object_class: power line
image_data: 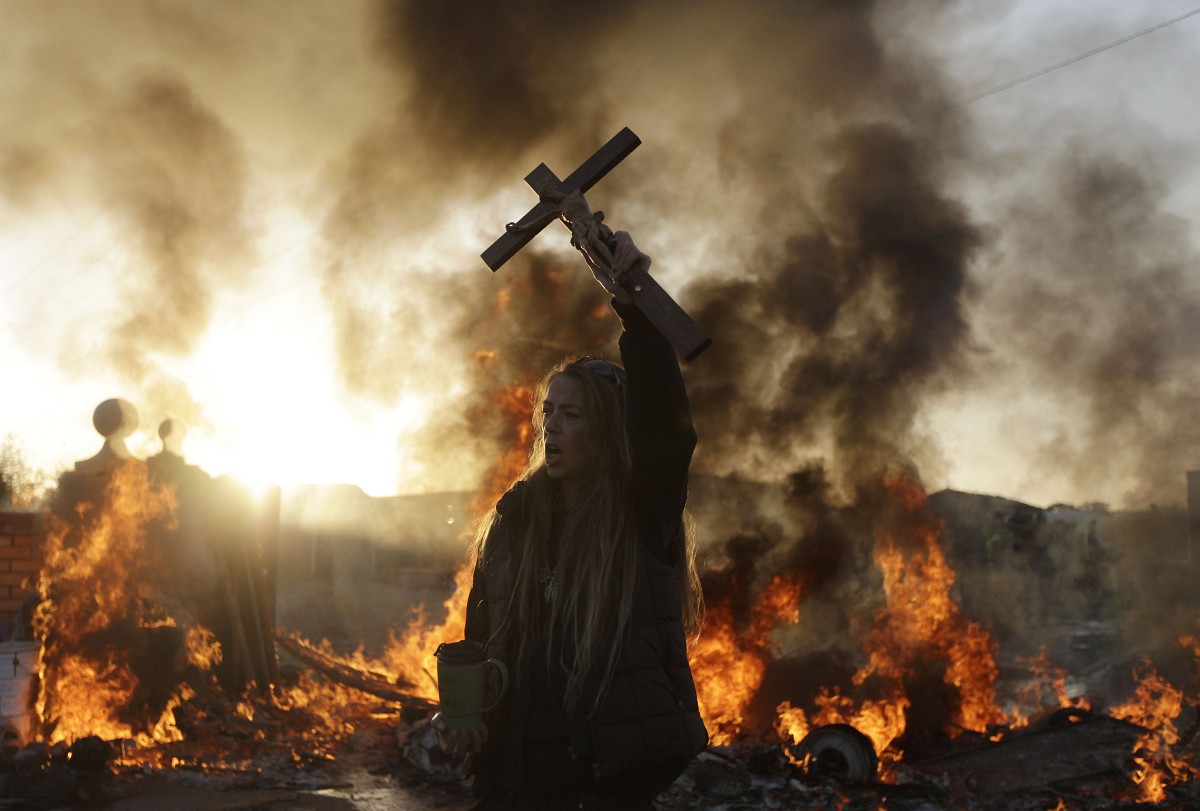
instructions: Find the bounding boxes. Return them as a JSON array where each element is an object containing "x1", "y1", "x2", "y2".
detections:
[
  {"x1": 956, "y1": 6, "x2": 1200, "y2": 108},
  {"x1": 0, "y1": 215, "x2": 109, "y2": 300},
  {"x1": 1, "y1": 177, "x2": 331, "y2": 316}
]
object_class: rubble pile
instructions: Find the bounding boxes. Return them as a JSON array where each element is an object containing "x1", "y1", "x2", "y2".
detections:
[{"x1": 649, "y1": 706, "x2": 1200, "y2": 810}]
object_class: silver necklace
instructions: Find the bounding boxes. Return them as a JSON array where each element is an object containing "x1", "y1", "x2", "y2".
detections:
[{"x1": 539, "y1": 563, "x2": 557, "y2": 603}]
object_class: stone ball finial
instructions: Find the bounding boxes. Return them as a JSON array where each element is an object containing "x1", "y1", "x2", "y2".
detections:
[
  {"x1": 158, "y1": 418, "x2": 187, "y2": 456},
  {"x1": 74, "y1": 398, "x2": 139, "y2": 474},
  {"x1": 93, "y1": 398, "x2": 138, "y2": 440}
]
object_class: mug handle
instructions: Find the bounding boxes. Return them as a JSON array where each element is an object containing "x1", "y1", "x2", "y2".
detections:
[{"x1": 480, "y1": 658, "x2": 509, "y2": 713}]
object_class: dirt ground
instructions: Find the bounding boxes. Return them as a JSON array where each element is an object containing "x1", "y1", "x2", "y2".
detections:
[
  {"x1": 107, "y1": 772, "x2": 473, "y2": 811},
  {"x1": 100, "y1": 722, "x2": 475, "y2": 811}
]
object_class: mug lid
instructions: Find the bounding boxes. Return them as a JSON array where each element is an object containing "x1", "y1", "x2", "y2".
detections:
[{"x1": 435, "y1": 638, "x2": 485, "y2": 664}]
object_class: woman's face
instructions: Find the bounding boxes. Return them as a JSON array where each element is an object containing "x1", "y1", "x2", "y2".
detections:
[{"x1": 542, "y1": 374, "x2": 591, "y2": 485}]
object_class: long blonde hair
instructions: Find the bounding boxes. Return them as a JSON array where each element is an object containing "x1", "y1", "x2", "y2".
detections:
[{"x1": 471, "y1": 357, "x2": 702, "y2": 716}]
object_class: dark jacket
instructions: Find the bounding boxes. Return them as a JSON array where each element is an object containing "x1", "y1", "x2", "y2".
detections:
[{"x1": 464, "y1": 300, "x2": 708, "y2": 794}]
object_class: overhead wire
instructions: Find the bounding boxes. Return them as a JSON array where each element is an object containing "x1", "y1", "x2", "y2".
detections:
[
  {"x1": 954, "y1": 5, "x2": 1200, "y2": 108},
  {"x1": 0, "y1": 175, "x2": 331, "y2": 318},
  {"x1": 0, "y1": 214, "x2": 110, "y2": 301}
]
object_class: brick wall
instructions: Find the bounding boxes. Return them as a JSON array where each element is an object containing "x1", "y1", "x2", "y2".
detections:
[{"x1": 0, "y1": 512, "x2": 42, "y2": 620}]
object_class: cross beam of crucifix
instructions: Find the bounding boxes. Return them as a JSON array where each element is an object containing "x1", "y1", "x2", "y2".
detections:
[{"x1": 481, "y1": 128, "x2": 711, "y2": 362}]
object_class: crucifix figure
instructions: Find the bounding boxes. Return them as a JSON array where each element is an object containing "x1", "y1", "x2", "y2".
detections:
[{"x1": 481, "y1": 128, "x2": 711, "y2": 361}]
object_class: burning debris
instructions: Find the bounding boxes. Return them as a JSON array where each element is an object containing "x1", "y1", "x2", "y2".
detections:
[
  {"x1": 0, "y1": 403, "x2": 442, "y2": 807},
  {"x1": 319, "y1": 468, "x2": 1200, "y2": 810},
  {"x1": 3, "y1": 396, "x2": 1200, "y2": 810}
]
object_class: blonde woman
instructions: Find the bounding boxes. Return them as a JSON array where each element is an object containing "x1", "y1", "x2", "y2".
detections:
[{"x1": 439, "y1": 231, "x2": 707, "y2": 810}]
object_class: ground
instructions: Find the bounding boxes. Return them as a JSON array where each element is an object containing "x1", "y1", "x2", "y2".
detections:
[{"x1": 102, "y1": 716, "x2": 475, "y2": 811}]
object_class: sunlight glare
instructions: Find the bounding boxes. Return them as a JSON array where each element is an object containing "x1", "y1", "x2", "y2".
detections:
[{"x1": 179, "y1": 306, "x2": 430, "y2": 497}]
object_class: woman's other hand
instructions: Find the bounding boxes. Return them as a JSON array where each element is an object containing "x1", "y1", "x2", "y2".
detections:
[{"x1": 431, "y1": 711, "x2": 488, "y2": 756}]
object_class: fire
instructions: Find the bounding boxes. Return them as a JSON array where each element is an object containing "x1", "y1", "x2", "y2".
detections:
[
  {"x1": 774, "y1": 474, "x2": 1007, "y2": 768},
  {"x1": 26, "y1": 455, "x2": 413, "y2": 774},
  {"x1": 1110, "y1": 656, "x2": 1196, "y2": 803},
  {"x1": 377, "y1": 372, "x2": 538, "y2": 705},
  {"x1": 277, "y1": 669, "x2": 373, "y2": 740},
  {"x1": 1010, "y1": 648, "x2": 1091, "y2": 728},
  {"x1": 690, "y1": 572, "x2": 805, "y2": 745},
  {"x1": 476, "y1": 383, "x2": 535, "y2": 508},
  {"x1": 34, "y1": 460, "x2": 219, "y2": 745},
  {"x1": 379, "y1": 561, "x2": 473, "y2": 702},
  {"x1": 24, "y1": 388, "x2": 1200, "y2": 808},
  {"x1": 689, "y1": 603, "x2": 765, "y2": 745},
  {"x1": 268, "y1": 538, "x2": 477, "y2": 715},
  {"x1": 775, "y1": 691, "x2": 909, "y2": 767},
  {"x1": 279, "y1": 551, "x2": 476, "y2": 710},
  {"x1": 857, "y1": 475, "x2": 1007, "y2": 737}
]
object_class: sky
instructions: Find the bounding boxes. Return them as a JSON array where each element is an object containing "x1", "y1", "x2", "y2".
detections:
[{"x1": 2, "y1": 0, "x2": 1199, "y2": 510}]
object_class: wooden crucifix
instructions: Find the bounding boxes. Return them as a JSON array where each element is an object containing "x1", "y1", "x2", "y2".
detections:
[{"x1": 481, "y1": 128, "x2": 712, "y2": 361}]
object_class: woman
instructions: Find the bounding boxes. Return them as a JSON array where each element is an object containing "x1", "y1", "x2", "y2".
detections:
[{"x1": 438, "y1": 232, "x2": 707, "y2": 810}]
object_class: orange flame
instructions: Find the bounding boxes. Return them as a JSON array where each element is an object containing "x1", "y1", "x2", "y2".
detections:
[
  {"x1": 775, "y1": 691, "x2": 909, "y2": 767},
  {"x1": 376, "y1": 374, "x2": 537, "y2": 705},
  {"x1": 858, "y1": 475, "x2": 1007, "y2": 737},
  {"x1": 1110, "y1": 656, "x2": 1196, "y2": 803},
  {"x1": 34, "y1": 460, "x2": 219, "y2": 745},
  {"x1": 777, "y1": 474, "x2": 1007, "y2": 768},
  {"x1": 1009, "y1": 648, "x2": 1090, "y2": 728},
  {"x1": 476, "y1": 383, "x2": 535, "y2": 510},
  {"x1": 690, "y1": 573, "x2": 805, "y2": 745},
  {"x1": 378, "y1": 561, "x2": 472, "y2": 702}
]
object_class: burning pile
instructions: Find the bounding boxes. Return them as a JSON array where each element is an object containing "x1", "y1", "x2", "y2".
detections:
[
  {"x1": 287, "y1": 466, "x2": 1200, "y2": 807},
  {"x1": 35, "y1": 460, "x2": 208, "y2": 746},
  {"x1": 13, "y1": 426, "x2": 1200, "y2": 809},
  {"x1": 674, "y1": 472, "x2": 1200, "y2": 807},
  {"x1": 686, "y1": 472, "x2": 1011, "y2": 766},
  {"x1": 7, "y1": 458, "x2": 417, "y2": 806},
  {"x1": 1110, "y1": 658, "x2": 1199, "y2": 803}
]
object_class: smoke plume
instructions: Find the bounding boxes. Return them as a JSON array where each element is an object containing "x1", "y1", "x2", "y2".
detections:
[
  {"x1": 985, "y1": 147, "x2": 1200, "y2": 507},
  {"x1": 84, "y1": 74, "x2": 256, "y2": 379},
  {"x1": 5, "y1": 0, "x2": 1200, "y2": 744}
]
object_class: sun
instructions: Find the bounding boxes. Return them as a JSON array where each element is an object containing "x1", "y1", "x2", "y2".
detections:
[{"x1": 168, "y1": 298, "x2": 431, "y2": 497}]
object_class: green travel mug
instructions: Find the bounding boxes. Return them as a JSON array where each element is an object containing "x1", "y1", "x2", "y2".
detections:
[{"x1": 435, "y1": 639, "x2": 509, "y2": 731}]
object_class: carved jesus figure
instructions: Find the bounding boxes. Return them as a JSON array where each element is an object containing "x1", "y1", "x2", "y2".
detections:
[{"x1": 506, "y1": 184, "x2": 629, "y2": 288}]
